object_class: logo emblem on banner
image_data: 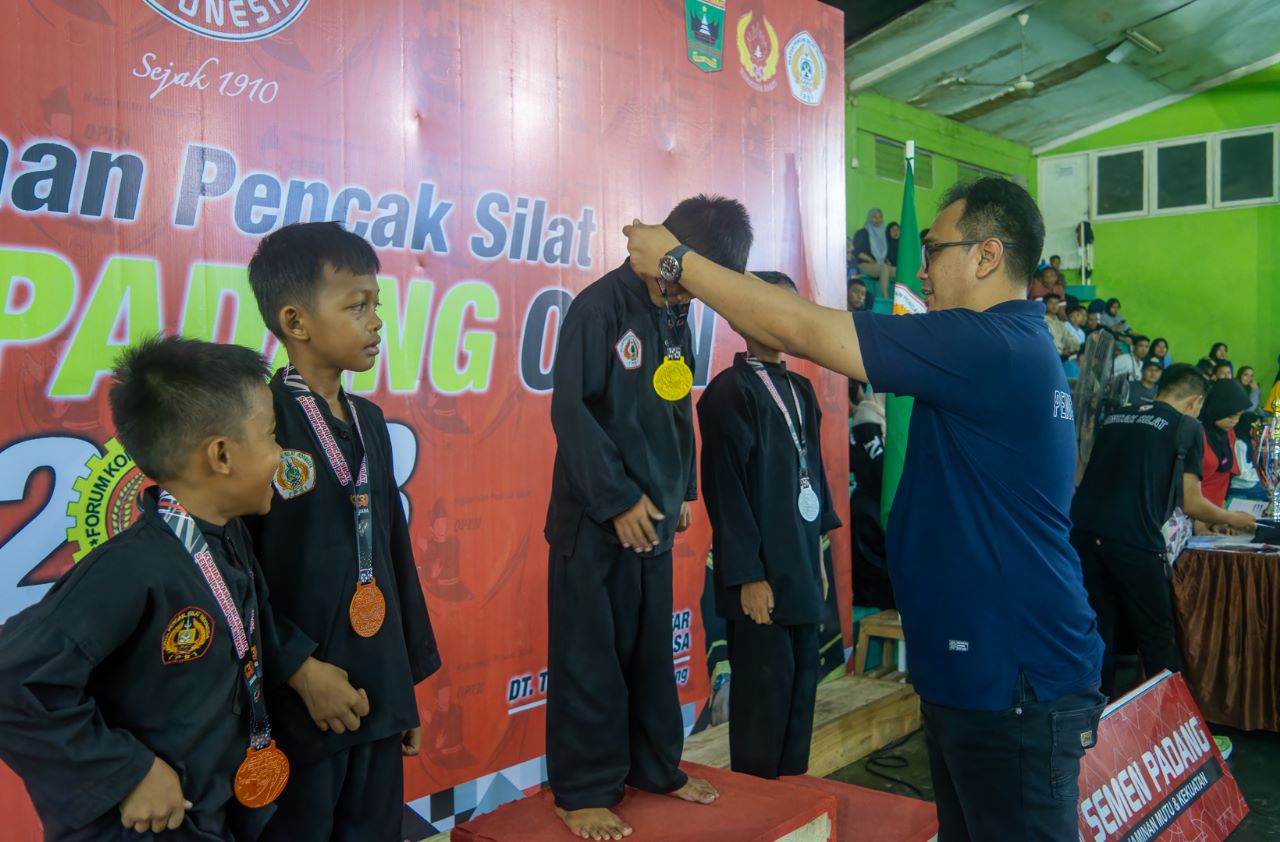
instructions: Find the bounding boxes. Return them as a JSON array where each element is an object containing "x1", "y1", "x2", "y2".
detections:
[
  {"x1": 615, "y1": 330, "x2": 643, "y2": 370},
  {"x1": 274, "y1": 450, "x2": 317, "y2": 499},
  {"x1": 161, "y1": 606, "x2": 215, "y2": 664},
  {"x1": 785, "y1": 31, "x2": 826, "y2": 105},
  {"x1": 142, "y1": 0, "x2": 311, "y2": 42},
  {"x1": 737, "y1": 11, "x2": 779, "y2": 91},
  {"x1": 684, "y1": 0, "x2": 726, "y2": 72},
  {"x1": 67, "y1": 439, "x2": 146, "y2": 562}
]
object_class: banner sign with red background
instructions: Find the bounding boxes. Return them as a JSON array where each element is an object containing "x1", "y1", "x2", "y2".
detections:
[
  {"x1": 0, "y1": 1, "x2": 847, "y2": 836},
  {"x1": 1078, "y1": 672, "x2": 1248, "y2": 842}
]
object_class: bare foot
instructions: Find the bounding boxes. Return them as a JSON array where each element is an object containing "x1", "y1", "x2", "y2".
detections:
[
  {"x1": 555, "y1": 806, "x2": 634, "y2": 840},
  {"x1": 669, "y1": 776, "x2": 719, "y2": 804}
]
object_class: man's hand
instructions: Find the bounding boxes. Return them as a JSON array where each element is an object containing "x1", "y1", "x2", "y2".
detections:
[
  {"x1": 622, "y1": 221, "x2": 680, "y2": 281},
  {"x1": 741, "y1": 581, "x2": 774, "y2": 625},
  {"x1": 612, "y1": 495, "x2": 665, "y2": 551},
  {"x1": 119, "y1": 756, "x2": 191, "y2": 834},
  {"x1": 288, "y1": 657, "x2": 371, "y2": 734},
  {"x1": 401, "y1": 726, "x2": 422, "y2": 756},
  {"x1": 677, "y1": 501, "x2": 693, "y2": 532}
]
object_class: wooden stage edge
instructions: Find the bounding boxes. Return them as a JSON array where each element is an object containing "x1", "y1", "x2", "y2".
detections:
[{"x1": 425, "y1": 675, "x2": 921, "y2": 841}]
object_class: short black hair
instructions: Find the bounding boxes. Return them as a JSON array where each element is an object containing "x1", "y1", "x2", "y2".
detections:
[
  {"x1": 1214, "y1": 360, "x2": 1233, "y2": 373},
  {"x1": 938, "y1": 177, "x2": 1044, "y2": 285},
  {"x1": 1143, "y1": 358, "x2": 1163, "y2": 370},
  {"x1": 109, "y1": 335, "x2": 269, "y2": 481},
  {"x1": 664, "y1": 194, "x2": 753, "y2": 274},
  {"x1": 1066, "y1": 304, "x2": 1084, "y2": 316},
  {"x1": 248, "y1": 222, "x2": 381, "y2": 340},
  {"x1": 1130, "y1": 334, "x2": 1149, "y2": 345},
  {"x1": 1156, "y1": 363, "x2": 1209, "y2": 401},
  {"x1": 848, "y1": 276, "x2": 867, "y2": 289},
  {"x1": 751, "y1": 270, "x2": 798, "y2": 293},
  {"x1": 1050, "y1": 254, "x2": 1060, "y2": 261},
  {"x1": 1043, "y1": 292, "x2": 1061, "y2": 303}
]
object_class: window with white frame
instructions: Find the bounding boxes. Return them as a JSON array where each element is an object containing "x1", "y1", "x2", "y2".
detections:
[
  {"x1": 1095, "y1": 149, "x2": 1145, "y2": 217},
  {"x1": 1217, "y1": 130, "x2": 1277, "y2": 205},
  {"x1": 1155, "y1": 139, "x2": 1208, "y2": 210}
]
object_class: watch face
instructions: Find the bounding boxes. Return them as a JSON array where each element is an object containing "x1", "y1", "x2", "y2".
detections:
[{"x1": 659, "y1": 254, "x2": 680, "y2": 282}]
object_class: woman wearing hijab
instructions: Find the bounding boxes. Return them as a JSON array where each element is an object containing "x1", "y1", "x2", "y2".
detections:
[
  {"x1": 851, "y1": 208, "x2": 895, "y2": 300},
  {"x1": 885, "y1": 222, "x2": 901, "y2": 267},
  {"x1": 1098, "y1": 298, "x2": 1128, "y2": 333},
  {"x1": 1207, "y1": 343, "x2": 1232, "y2": 376},
  {"x1": 1198, "y1": 380, "x2": 1253, "y2": 509}
]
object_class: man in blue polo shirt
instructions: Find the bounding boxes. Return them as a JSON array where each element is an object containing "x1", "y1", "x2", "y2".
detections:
[{"x1": 624, "y1": 177, "x2": 1105, "y2": 840}]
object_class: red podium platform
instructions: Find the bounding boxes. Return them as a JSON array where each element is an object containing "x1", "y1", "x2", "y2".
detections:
[
  {"x1": 450, "y1": 762, "x2": 940, "y2": 842},
  {"x1": 451, "y1": 762, "x2": 834, "y2": 842},
  {"x1": 781, "y1": 776, "x2": 938, "y2": 842}
]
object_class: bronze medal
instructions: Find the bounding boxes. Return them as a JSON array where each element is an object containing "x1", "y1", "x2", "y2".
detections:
[
  {"x1": 349, "y1": 579, "x2": 386, "y2": 637},
  {"x1": 234, "y1": 741, "x2": 290, "y2": 808}
]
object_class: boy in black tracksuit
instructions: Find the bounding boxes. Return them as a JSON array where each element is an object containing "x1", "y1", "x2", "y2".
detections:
[
  {"x1": 245, "y1": 223, "x2": 441, "y2": 841},
  {"x1": 0, "y1": 337, "x2": 309, "y2": 840},
  {"x1": 545, "y1": 196, "x2": 753, "y2": 841},
  {"x1": 697, "y1": 271, "x2": 841, "y2": 779}
]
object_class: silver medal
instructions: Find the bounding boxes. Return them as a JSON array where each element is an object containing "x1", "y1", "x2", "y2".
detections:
[{"x1": 797, "y1": 477, "x2": 820, "y2": 522}]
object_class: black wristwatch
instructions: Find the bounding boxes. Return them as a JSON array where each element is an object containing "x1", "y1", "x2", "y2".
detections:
[{"x1": 659, "y1": 244, "x2": 691, "y2": 284}]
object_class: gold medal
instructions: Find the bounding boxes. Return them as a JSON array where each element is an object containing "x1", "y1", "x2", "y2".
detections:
[
  {"x1": 234, "y1": 741, "x2": 290, "y2": 808},
  {"x1": 349, "y1": 579, "x2": 386, "y2": 637},
  {"x1": 653, "y1": 356, "x2": 693, "y2": 401}
]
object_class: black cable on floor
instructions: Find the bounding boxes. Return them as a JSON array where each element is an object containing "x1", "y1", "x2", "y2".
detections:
[{"x1": 863, "y1": 733, "x2": 926, "y2": 799}]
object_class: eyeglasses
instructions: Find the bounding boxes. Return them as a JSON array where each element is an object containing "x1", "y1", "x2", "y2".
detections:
[{"x1": 921, "y1": 239, "x2": 1015, "y2": 271}]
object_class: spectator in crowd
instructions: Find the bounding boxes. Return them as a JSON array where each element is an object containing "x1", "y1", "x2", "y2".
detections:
[
  {"x1": 852, "y1": 208, "x2": 895, "y2": 300},
  {"x1": 1047, "y1": 268, "x2": 1066, "y2": 299},
  {"x1": 1084, "y1": 310, "x2": 1102, "y2": 334},
  {"x1": 1237, "y1": 366, "x2": 1259, "y2": 410},
  {"x1": 1231, "y1": 412, "x2": 1266, "y2": 501},
  {"x1": 1028, "y1": 270, "x2": 1050, "y2": 300},
  {"x1": 1042, "y1": 294, "x2": 1080, "y2": 366},
  {"x1": 847, "y1": 277, "x2": 869, "y2": 312},
  {"x1": 1209, "y1": 343, "x2": 1230, "y2": 366},
  {"x1": 1212, "y1": 361, "x2": 1234, "y2": 381},
  {"x1": 1150, "y1": 338, "x2": 1171, "y2": 369},
  {"x1": 1196, "y1": 359, "x2": 1216, "y2": 378},
  {"x1": 1071, "y1": 365, "x2": 1255, "y2": 697},
  {"x1": 1199, "y1": 380, "x2": 1252, "y2": 511},
  {"x1": 1112, "y1": 335, "x2": 1149, "y2": 381},
  {"x1": 1099, "y1": 298, "x2": 1128, "y2": 333},
  {"x1": 1049, "y1": 255, "x2": 1061, "y2": 271},
  {"x1": 1133, "y1": 359, "x2": 1163, "y2": 404},
  {"x1": 886, "y1": 222, "x2": 901, "y2": 267},
  {"x1": 846, "y1": 237, "x2": 857, "y2": 282},
  {"x1": 1062, "y1": 306, "x2": 1087, "y2": 378}
]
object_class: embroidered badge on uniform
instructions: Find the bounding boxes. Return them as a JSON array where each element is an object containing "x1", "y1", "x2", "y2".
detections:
[
  {"x1": 273, "y1": 449, "x2": 316, "y2": 499},
  {"x1": 1080, "y1": 729, "x2": 1095, "y2": 748},
  {"x1": 615, "y1": 329, "x2": 643, "y2": 370},
  {"x1": 161, "y1": 606, "x2": 215, "y2": 665}
]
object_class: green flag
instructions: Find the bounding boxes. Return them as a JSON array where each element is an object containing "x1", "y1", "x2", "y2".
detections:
[{"x1": 880, "y1": 145, "x2": 925, "y2": 528}]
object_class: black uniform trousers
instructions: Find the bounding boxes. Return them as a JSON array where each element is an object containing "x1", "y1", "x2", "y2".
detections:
[
  {"x1": 1072, "y1": 531, "x2": 1182, "y2": 698},
  {"x1": 726, "y1": 620, "x2": 819, "y2": 779},
  {"x1": 260, "y1": 733, "x2": 403, "y2": 842},
  {"x1": 922, "y1": 673, "x2": 1106, "y2": 842},
  {"x1": 546, "y1": 523, "x2": 687, "y2": 810}
]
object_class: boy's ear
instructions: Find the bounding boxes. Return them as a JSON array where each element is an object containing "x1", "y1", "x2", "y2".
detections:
[
  {"x1": 280, "y1": 304, "x2": 309, "y2": 342},
  {"x1": 202, "y1": 436, "x2": 233, "y2": 477}
]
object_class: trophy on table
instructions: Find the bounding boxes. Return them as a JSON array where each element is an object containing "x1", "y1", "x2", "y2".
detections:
[{"x1": 1254, "y1": 398, "x2": 1280, "y2": 533}]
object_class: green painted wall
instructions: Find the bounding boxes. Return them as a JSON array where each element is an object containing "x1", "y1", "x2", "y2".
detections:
[
  {"x1": 846, "y1": 91, "x2": 1036, "y2": 236},
  {"x1": 1049, "y1": 65, "x2": 1280, "y2": 376}
]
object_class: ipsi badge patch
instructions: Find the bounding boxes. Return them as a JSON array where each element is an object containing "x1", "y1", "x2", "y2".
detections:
[
  {"x1": 273, "y1": 449, "x2": 316, "y2": 499},
  {"x1": 615, "y1": 330, "x2": 643, "y2": 370},
  {"x1": 162, "y1": 607, "x2": 214, "y2": 665}
]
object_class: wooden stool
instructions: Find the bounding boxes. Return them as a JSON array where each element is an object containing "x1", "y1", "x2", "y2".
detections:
[{"x1": 853, "y1": 610, "x2": 905, "y2": 677}]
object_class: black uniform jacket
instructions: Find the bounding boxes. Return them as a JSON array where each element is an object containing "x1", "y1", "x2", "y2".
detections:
[
  {"x1": 0, "y1": 488, "x2": 294, "y2": 835},
  {"x1": 244, "y1": 371, "x2": 440, "y2": 763},
  {"x1": 545, "y1": 262, "x2": 697, "y2": 557},
  {"x1": 698, "y1": 354, "x2": 841, "y2": 625}
]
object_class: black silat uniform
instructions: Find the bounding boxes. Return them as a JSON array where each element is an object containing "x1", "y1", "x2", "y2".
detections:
[
  {"x1": 0, "y1": 489, "x2": 299, "y2": 841},
  {"x1": 246, "y1": 371, "x2": 440, "y2": 841},
  {"x1": 544, "y1": 262, "x2": 697, "y2": 810},
  {"x1": 697, "y1": 354, "x2": 841, "y2": 779}
]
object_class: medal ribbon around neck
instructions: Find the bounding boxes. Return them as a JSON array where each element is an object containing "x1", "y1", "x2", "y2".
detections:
[
  {"x1": 281, "y1": 365, "x2": 385, "y2": 637},
  {"x1": 156, "y1": 490, "x2": 290, "y2": 807},
  {"x1": 745, "y1": 357, "x2": 821, "y2": 522},
  {"x1": 652, "y1": 276, "x2": 693, "y2": 401}
]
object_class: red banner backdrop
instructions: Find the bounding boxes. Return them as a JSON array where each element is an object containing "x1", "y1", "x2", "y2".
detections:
[
  {"x1": 0, "y1": 0, "x2": 847, "y2": 835},
  {"x1": 1077, "y1": 672, "x2": 1248, "y2": 842}
]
